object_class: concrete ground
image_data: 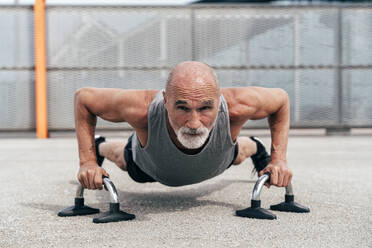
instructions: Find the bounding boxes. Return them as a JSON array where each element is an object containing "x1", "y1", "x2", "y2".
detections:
[{"x1": 0, "y1": 131, "x2": 371, "y2": 248}]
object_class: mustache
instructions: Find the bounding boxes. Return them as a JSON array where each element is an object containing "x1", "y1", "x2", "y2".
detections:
[{"x1": 182, "y1": 127, "x2": 205, "y2": 135}]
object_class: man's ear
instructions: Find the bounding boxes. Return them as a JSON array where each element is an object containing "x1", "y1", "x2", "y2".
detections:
[{"x1": 162, "y1": 90, "x2": 167, "y2": 104}]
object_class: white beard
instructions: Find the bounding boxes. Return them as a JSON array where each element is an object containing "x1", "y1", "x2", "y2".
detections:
[{"x1": 175, "y1": 125, "x2": 210, "y2": 149}]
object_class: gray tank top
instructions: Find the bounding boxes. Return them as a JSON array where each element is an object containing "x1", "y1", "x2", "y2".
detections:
[{"x1": 132, "y1": 91, "x2": 236, "y2": 187}]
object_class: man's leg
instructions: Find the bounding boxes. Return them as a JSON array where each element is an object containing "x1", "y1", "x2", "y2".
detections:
[
  {"x1": 97, "y1": 136, "x2": 156, "y2": 183},
  {"x1": 233, "y1": 136, "x2": 257, "y2": 165},
  {"x1": 233, "y1": 136, "x2": 271, "y2": 173},
  {"x1": 98, "y1": 141, "x2": 127, "y2": 171}
]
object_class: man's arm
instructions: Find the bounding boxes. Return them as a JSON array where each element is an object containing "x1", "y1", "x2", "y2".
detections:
[
  {"x1": 264, "y1": 89, "x2": 291, "y2": 187},
  {"x1": 222, "y1": 87, "x2": 292, "y2": 187},
  {"x1": 74, "y1": 87, "x2": 157, "y2": 190}
]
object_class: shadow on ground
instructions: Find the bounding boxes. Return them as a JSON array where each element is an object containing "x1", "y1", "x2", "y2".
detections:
[{"x1": 23, "y1": 178, "x2": 255, "y2": 221}]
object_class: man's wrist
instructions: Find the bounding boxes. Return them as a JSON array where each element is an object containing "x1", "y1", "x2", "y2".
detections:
[
  {"x1": 269, "y1": 158, "x2": 287, "y2": 166},
  {"x1": 79, "y1": 159, "x2": 98, "y2": 167}
]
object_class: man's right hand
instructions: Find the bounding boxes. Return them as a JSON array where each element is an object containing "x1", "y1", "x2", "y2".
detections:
[{"x1": 77, "y1": 161, "x2": 110, "y2": 190}]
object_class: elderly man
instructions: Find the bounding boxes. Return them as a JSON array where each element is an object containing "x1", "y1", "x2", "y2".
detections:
[{"x1": 75, "y1": 61, "x2": 292, "y2": 190}]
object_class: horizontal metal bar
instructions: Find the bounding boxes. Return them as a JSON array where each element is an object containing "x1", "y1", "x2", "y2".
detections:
[
  {"x1": 40, "y1": 65, "x2": 372, "y2": 71},
  {"x1": 1, "y1": 3, "x2": 372, "y2": 9},
  {"x1": 0, "y1": 5, "x2": 33, "y2": 8},
  {"x1": 2, "y1": 64, "x2": 372, "y2": 71},
  {"x1": 43, "y1": 4, "x2": 372, "y2": 9},
  {"x1": 3, "y1": 124, "x2": 372, "y2": 132},
  {"x1": 0, "y1": 67, "x2": 34, "y2": 71}
]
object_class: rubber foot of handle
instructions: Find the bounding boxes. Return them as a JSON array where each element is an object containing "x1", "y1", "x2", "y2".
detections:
[
  {"x1": 270, "y1": 195, "x2": 310, "y2": 213},
  {"x1": 236, "y1": 200, "x2": 277, "y2": 220},
  {"x1": 93, "y1": 203, "x2": 135, "y2": 223},
  {"x1": 58, "y1": 198, "x2": 100, "y2": 217},
  {"x1": 236, "y1": 207, "x2": 277, "y2": 220}
]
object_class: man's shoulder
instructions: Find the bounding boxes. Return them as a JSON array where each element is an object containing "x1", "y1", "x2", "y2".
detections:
[
  {"x1": 221, "y1": 87, "x2": 260, "y2": 121},
  {"x1": 142, "y1": 89, "x2": 161, "y2": 107},
  {"x1": 125, "y1": 89, "x2": 159, "y2": 129},
  {"x1": 221, "y1": 87, "x2": 260, "y2": 100}
]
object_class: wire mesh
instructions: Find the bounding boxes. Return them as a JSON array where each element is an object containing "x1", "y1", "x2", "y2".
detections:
[
  {"x1": 194, "y1": 8, "x2": 295, "y2": 67},
  {"x1": 46, "y1": 7, "x2": 192, "y2": 68},
  {"x1": 342, "y1": 8, "x2": 372, "y2": 66},
  {"x1": 1, "y1": 5, "x2": 372, "y2": 130},
  {"x1": 0, "y1": 7, "x2": 34, "y2": 130},
  {"x1": 44, "y1": 6, "x2": 372, "y2": 129},
  {"x1": 342, "y1": 69, "x2": 372, "y2": 126},
  {"x1": 0, "y1": 70, "x2": 35, "y2": 130}
]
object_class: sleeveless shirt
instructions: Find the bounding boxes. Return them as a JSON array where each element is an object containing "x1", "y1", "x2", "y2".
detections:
[{"x1": 132, "y1": 91, "x2": 236, "y2": 187}]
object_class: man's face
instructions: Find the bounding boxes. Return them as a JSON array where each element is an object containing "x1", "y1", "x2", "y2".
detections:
[{"x1": 163, "y1": 87, "x2": 219, "y2": 149}]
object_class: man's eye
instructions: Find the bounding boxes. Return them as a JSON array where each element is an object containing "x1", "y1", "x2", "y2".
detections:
[
  {"x1": 199, "y1": 106, "x2": 212, "y2": 111},
  {"x1": 177, "y1": 106, "x2": 189, "y2": 111}
]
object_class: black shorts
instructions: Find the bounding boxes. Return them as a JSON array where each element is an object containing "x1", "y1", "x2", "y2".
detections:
[{"x1": 124, "y1": 134, "x2": 239, "y2": 183}]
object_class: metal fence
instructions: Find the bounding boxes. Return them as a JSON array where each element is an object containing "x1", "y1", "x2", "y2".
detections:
[{"x1": 1, "y1": 4, "x2": 372, "y2": 130}]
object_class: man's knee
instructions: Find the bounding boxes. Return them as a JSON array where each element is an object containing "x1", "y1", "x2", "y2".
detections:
[
  {"x1": 232, "y1": 153, "x2": 245, "y2": 165},
  {"x1": 117, "y1": 162, "x2": 127, "y2": 171},
  {"x1": 114, "y1": 146, "x2": 127, "y2": 171}
]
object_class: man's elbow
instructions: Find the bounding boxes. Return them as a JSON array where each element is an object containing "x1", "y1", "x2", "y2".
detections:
[
  {"x1": 277, "y1": 88, "x2": 289, "y2": 107},
  {"x1": 74, "y1": 87, "x2": 93, "y2": 106},
  {"x1": 270, "y1": 88, "x2": 289, "y2": 117}
]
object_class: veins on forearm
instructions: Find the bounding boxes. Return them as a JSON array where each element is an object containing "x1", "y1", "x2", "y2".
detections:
[
  {"x1": 268, "y1": 110, "x2": 289, "y2": 163},
  {"x1": 270, "y1": 143, "x2": 287, "y2": 163}
]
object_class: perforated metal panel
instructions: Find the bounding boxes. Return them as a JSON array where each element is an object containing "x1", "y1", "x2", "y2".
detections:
[
  {"x1": 46, "y1": 7, "x2": 192, "y2": 68},
  {"x1": 299, "y1": 9, "x2": 338, "y2": 66},
  {"x1": 342, "y1": 9, "x2": 372, "y2": 65},
  {"x1": 342, "y1": 69, "x2": 372, "y2": 126},
  {"x1": 0, "y1": 71, "x2": 35, "y2": 130},
  {"x1": 341, "y1": 8, "x2": 372, "y2": 126},
  {"x1": 44, "y1": 5, "x2": 372, "y2": 130},
  {"x1": 2, "y1": 5, "x2": 372, "y2": 131},
  {"x1": 298, "y1": 69, "x2": 338, "y2": 125},
  {"x1": 0, "y1": 7, "x2": 34, "y2": 130},
  {"x1": 0, "y1": 7, "x2": 34, "y2": 68},
  {"x1": 194, "y1": 9, "x2": 294, "y2": 67}
]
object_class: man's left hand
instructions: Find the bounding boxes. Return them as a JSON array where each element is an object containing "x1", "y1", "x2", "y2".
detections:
[{"x1": 258, "y1": 161, "x2": 293, "y2": 188}]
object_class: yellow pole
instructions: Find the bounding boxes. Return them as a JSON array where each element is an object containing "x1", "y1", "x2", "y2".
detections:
[{"x1": 34, "y1": 0, "x2": 49, "y2": 138}]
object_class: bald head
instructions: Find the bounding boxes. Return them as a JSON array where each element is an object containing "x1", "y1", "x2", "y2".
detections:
[{"x1": 165, "y1": 61, "x2": 219, "y2": 97}]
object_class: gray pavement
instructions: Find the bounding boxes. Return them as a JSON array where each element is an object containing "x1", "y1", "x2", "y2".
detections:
[{"x1": 0, "y1": 133, "x2": 371, "y2": 248}]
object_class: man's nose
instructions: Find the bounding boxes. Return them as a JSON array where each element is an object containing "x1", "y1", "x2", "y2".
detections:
[{"x1": 186, "y1": 111, "x2": 201, "y2": 129}]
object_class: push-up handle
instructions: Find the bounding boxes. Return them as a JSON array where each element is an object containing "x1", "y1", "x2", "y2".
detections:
[
  {"x1": 102, "y1": 176, "x2": 118, "y2": 203},
  {"x1": 236, "y1": 172, "x2": 277, "y2": 220},
  {"x1": 270, "y1": 179, "x2": 310, "y2": 213},
  {"x1": 59, "y1": 176, "x2": 135, "y2": 223},
  {"x1": 92, "y1": 175, "x2": 135, "y2": 223},
  {"x1": 236, "y1": 172, "x2": 310, "y2": 220},
  {"x1": 58, "y1": 183, "x2": 99, "y2": 217},
  {"x1": 251, "y1": 172, "x2": 270, "y2": 201}
]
